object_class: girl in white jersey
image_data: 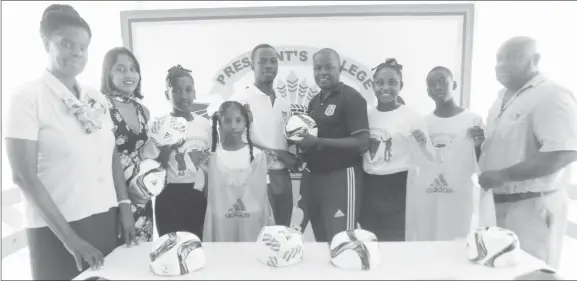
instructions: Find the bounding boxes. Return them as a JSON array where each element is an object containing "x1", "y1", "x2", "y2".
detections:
[
  {"x1": 422, "y1": 66, "x2": 486, "y2": 241},
  {"x1": 202, "y1": 101, "x2": 274, "y2": 242},
  {"x1": 141, "y1": 65, "x2": 212, "y2": 240},
  {"x1": 360, "y1": 58, "x2": 434, "y2": 241}
]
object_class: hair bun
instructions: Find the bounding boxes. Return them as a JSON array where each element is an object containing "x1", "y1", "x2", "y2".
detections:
[
  {"x1": 385, "y1": 58, "x2": 398, "y2": 66},
  {"x1": 167, "y1": 65, "x2": 192, "y2": 74},
  {"x1": 42, "y1": 4, "x2": 80, "y2": 19}
]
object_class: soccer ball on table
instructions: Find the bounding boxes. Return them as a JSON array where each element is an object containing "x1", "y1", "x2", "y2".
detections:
[
  {"x1": 256, "y1": 225, "x2": 304, "y2": 268},
  {"x1": 329, "y1": 229, "x2": 380, "y2": 271},
  {"x1": 150, "y1": 231, "x2": 206, "y2": 276},
  {"x1": 466, "y1": 226, "x2": 520, "y2": 268}
]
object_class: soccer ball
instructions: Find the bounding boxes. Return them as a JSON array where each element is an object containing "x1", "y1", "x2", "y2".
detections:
[
  {"x1": 466, "y1": 226, "x2": 520, "y2": 268},
  {"x1": 329, "y1": 229, "x2": 380, "y2": 271},
  {"x1": 256, "y1": 226, "x2": 304, "y2": 268},
  {"x1": 124, "y1": 159, "x2": 166, "y2": 204},
  {"x1": 150, "y1": 232, "x2": 206, "y2": 276},
  {"x1": 284, "y1": 114, "x2": 318, "y2": 141},
  {"x1": 148, "y1": 115, "x2": 188, "y2": 147}
]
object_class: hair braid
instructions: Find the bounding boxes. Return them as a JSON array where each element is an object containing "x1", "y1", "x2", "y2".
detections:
[
  {"x1": 211, "y1": 113, "x2": 219, "y2": 153},
  {"x1": 244, "y1": 110, "x2": 255, "y2": 163}
]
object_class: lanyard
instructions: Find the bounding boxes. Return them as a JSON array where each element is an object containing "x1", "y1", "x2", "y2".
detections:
[{"x1": 482, "y1": 84, "x2": 534, "y2": 169}]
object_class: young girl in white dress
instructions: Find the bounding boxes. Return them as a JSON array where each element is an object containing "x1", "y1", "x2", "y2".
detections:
[{"x1": 202, "y1": 101, "x2": 275, "y2": 242}]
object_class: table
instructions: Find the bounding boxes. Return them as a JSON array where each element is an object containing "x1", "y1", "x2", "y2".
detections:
[{"x1": 75, "y1": 241, "x2": 550, "y2": 280}]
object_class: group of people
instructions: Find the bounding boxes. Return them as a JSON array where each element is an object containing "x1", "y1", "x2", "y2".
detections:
[{"x1": 4, "y1": 3, "x2": 577, "y2": 281}]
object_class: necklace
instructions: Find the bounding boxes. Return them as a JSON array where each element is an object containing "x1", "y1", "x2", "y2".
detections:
[{"x1": 109, "y1": 92, "x2": 134, "y2": 104}]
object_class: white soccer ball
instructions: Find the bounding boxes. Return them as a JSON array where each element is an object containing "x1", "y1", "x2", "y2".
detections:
[
  {"x1": 124, "y1": 159, "x2": 166, "y2": 204},
  {"x1": 466, "y1": 226, "x2": 520, "y2": 268},
  {"x1": 256, "y1": 225, "x2": 304, "y2": 268},
  {"x1": 150, "y1": 232, "x2": 206, "y2": 276},
  {"x1": 329, "y1": 229, "x2": 380, "y2": 271},
  {"x1": 284, "y1": 114, "x2": 318, "y2": 141},
  {"x1": 148, "y1": 115, "x2": 188, "y2": 147}
]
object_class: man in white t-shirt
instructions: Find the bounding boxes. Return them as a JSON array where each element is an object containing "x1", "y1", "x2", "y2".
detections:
[
  {"x1": 229, "y1": 44, "x2": 296, "y2": 227},
  {"x1": 479, "y1": 36, "x2": 577, "y2": 269}
]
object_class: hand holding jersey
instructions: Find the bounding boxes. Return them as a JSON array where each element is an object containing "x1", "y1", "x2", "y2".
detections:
[
  {"x1": 467, "y1": 126, "x2": 486, "y2": 148},
  {"x1": 412, "y1": 66, "x2": 493, "y2": 241}
]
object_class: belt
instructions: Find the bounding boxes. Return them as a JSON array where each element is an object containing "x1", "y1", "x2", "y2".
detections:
[
  {"x1": 268, "y1": 168, "x2": 290, "y2": 174},
  {"x1": 493, "y1": 190, "x2": 557, "y2": 204}
]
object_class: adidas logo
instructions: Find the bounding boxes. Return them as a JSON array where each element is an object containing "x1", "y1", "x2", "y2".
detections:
[
  {"x1": 163, "y1": 132, "x2": 172, "y2": 140},
  {"x1": 225, "y1": 198, "x2": 250, "y2": 219},
  {"x1": 427, "y1": 174, "x2": 453, "y2": 193},
  {"x1": 150, "y1": 179, "x2": 158, "y2": 186},
  {"x1": 334, "y1": 210, "x2": 345, "y2": 218}
]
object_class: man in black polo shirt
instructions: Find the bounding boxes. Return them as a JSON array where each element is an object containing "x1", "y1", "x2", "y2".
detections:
[{"x1": 293, "y1": 48, "x2": 369, "y2": 242}]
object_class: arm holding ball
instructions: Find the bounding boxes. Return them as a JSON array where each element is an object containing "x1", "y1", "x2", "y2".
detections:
[{"x1": 293, "y1": 93, "x2": 370, "y2": 154}]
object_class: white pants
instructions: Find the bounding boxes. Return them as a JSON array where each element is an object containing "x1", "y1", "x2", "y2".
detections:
[{"x1": 495, "y1": 190, "x2": 568, "y2": 269}]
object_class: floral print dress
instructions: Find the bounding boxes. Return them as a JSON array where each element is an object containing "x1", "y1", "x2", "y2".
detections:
[{"x1": 107, "y1": 95, "x2": 153, "y2": 243}]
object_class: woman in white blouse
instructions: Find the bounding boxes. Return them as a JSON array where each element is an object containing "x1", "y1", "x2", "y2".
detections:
[{"x1": 5, "y1": 4, "x2": 136, "y2": 280}]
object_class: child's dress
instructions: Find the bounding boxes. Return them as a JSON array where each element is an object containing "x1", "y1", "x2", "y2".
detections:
[{"x1": 203, "y1": 146, "x2": 275, "y2": 242}]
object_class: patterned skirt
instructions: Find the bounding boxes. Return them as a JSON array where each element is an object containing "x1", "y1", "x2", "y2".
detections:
[{"x1": 117, "y1": 201, "x2": 154, "y2": 244}]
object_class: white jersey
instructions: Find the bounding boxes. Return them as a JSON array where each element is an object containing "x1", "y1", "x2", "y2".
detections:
[
  {"x1": 203, "y1": 146, "x2": 275, "y2": 242},
  {"x1": 420, "y1": 110, "x2": 485, "y2": 241},
  {"x1": 363, "y1": 105, "x2": 434, "y2": 176},
  {"x1": 425, "y1": 110, "x2": 484, "y2": 163}
]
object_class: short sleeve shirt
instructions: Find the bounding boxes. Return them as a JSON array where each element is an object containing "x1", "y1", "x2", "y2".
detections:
[
  {"x1": 4, "y1": 71, "x2": 119, "y2": 228},
  {"x1": 304, "y1": 82, "x2": 369, "y2": 173},
  {"x1": 480, "y1": 74, "x2": 577, "y2": 194},
  {"x1": 228, "y1": 84, "x2": 291, "y2": 169}
]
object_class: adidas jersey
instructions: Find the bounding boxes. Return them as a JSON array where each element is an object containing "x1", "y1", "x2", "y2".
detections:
[
  {"x1": 203, "y1": 146, "x2": 275, "y2": 242},
  {"x1": 141, "y1": 113, "x2": 212, "y2": 184},
  {"x1": 405, "y1": 136, "x2": 480, "y2": 241},
  {"x1": 425, "y1": 110, "x2": 484, "y2": 163}
]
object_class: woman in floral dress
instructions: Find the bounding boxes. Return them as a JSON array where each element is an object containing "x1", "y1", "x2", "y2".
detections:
[{"x1": 101, "y1": 47, "x2": 153, "y2": 243}]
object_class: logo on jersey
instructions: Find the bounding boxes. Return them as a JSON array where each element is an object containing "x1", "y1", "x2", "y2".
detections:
[
  {"x1": 430, "y1": 133, "x2": 456, "y2": 163},
  {"x1": 325, "y1": 104, "x2": 336, "y2": 116},
  {"x1": 427, "y1": 174, "x2": 453, "y2": 193},
  {"x1": 334, "y1": 210, "x2": 345, "y2": 218},
  {"x1": 225, "y1": 198, "x2": 250, "y2": 218},
  {"x1": 368, "y1": 129, "x2": 393, "y2": 162}
]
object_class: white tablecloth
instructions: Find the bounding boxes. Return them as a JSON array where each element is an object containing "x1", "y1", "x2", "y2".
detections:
[{"x1": 75, "y1": 241, "x2": 549, "y2": 280}]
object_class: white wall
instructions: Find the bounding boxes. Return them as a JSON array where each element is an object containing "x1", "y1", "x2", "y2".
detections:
[
  {"x1": 469, "y1": 1, "x2": 577, "y2": 120},
  {"x1": 130, "y1": 13, "x2": 467, "y2": 116},
  {"x1": 2, "y1": 1, "x2": 577, "y2": 189}
]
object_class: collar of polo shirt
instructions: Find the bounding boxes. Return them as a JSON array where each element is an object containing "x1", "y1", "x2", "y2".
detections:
[
  {"x1": 499, "y1": 73, "x2": 546, "y2": 98},
  {"x1": 319, "y1": 82, "x2": 345, "y2": 103}
]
